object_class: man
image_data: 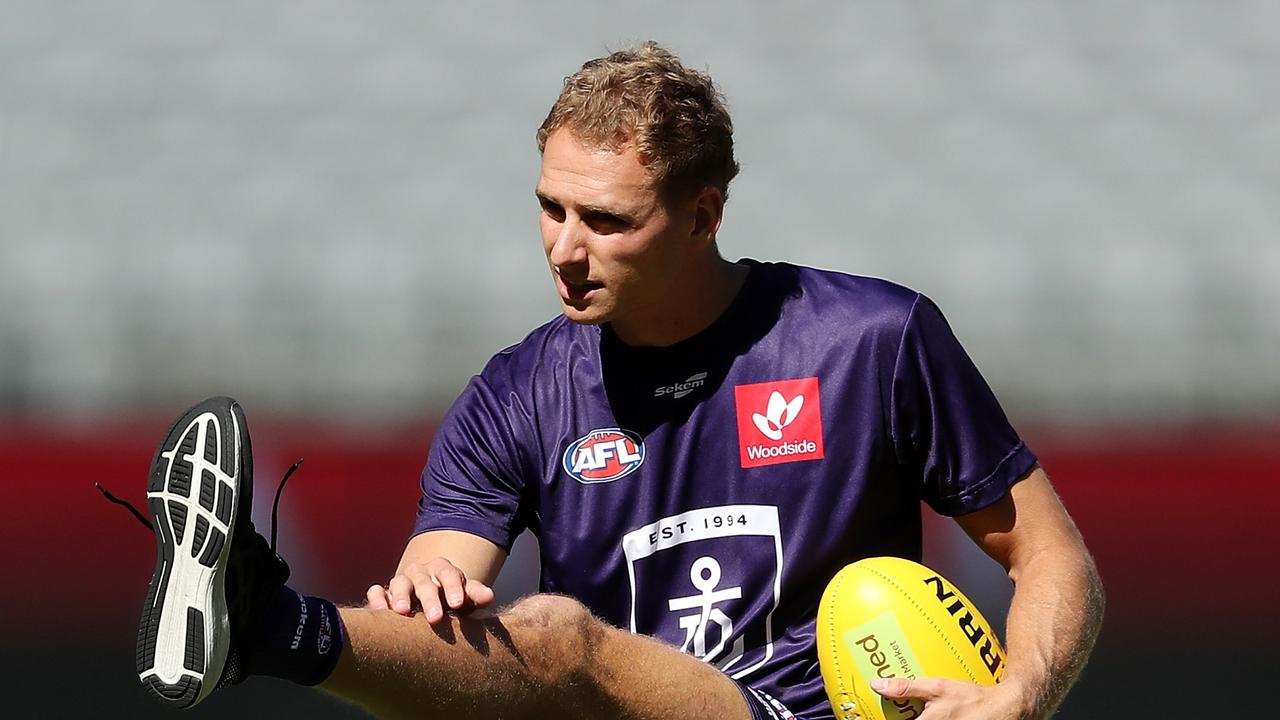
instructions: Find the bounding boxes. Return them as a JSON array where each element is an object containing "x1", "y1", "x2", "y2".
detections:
[{"x1": 131, "y1": 43, "x2": 1103, "y2": 719}]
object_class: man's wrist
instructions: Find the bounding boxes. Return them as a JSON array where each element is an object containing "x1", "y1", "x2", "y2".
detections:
[{"x1": 994, "y1": 676, "x2": 1045, "y2": 720}]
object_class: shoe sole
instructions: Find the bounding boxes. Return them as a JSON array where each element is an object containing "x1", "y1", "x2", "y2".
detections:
[{"x1": 136, "y1": 397, "x2": 251, "y2": 707}]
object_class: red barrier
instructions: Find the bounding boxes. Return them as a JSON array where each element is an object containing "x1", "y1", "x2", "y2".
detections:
[
  {"x1": 1, "y1": 417, "x2": 432, "y2": 634},
  {"x1": 3, "y1": 417, "x2": 1275, "y2": 644},
  {"x1": 1026, "y1": 425, "x2": 1280, "y2": 643}
]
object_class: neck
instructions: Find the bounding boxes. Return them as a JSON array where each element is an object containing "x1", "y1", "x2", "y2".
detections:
[{"x1": 609, "y1": 255, "x2": 750, "y2": 347}]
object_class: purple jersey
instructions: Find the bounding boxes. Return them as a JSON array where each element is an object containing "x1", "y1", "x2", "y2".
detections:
[{"x1": 414, "y1": 260, "x2": 1037, "y2": 719}]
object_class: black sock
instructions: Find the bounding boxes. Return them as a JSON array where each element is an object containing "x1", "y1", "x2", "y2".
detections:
[{"x1": 247, "y1": 586, "x2": 346, "y2": 686}]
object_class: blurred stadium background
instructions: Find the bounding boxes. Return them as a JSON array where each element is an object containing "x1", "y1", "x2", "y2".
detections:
[{"x1": 2, "y1": 1, "x2": 1275, "y2": 716}]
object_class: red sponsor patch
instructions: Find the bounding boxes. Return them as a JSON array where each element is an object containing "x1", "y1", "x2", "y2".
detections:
[{"x1": 734, "y1": 377, "x2": 825, "y2": 468}]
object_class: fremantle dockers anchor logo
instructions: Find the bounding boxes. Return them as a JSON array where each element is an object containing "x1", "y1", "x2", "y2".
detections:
[
  {"x1": 669, "y1": 556, "x2": 743, "y2": 662},
  {"x1": 622, "y1": 505, "x2": 783, "y2": 681}
]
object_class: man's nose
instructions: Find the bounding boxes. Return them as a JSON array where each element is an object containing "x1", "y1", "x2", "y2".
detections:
[{"x1": 548, "y1": 218, "x2": 588, "y2": 268}]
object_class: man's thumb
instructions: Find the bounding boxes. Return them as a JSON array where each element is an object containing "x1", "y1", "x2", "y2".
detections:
[{"x1": 870, "y1": 678, "x2": 923, "y2": 699}]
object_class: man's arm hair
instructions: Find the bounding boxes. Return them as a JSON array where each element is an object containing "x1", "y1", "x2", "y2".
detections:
[{"x1": 956, "y1": 467, "x2": 1106, "y2": 718}]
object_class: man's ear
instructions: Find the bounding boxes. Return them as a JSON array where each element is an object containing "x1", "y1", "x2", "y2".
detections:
[{"x1": 690, "y1": 186, "x2": 725, "y2": 247}]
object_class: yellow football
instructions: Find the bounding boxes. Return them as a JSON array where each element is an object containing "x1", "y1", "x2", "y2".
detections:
[{"x1": 816, "y1": 557, "x2": 1006, "y2": 720}]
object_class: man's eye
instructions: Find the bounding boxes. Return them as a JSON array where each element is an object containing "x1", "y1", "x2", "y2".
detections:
[
  {"x1": 540, "y1": 201, "x2": 565, "y2": 221},
  {"x1": 586, "y1": 214, "x2": 629, "y2": 233}
]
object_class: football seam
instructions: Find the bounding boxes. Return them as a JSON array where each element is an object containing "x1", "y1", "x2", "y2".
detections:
[
  {"x1": 859, "y1": 565, "x2": 980, "y2": 685},
  {"x1": 825, "y1": 572, "x2": 870, "y2": 718}
]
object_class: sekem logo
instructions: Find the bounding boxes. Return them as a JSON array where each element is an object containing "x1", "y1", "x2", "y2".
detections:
[
  {"x1": 654, "y1": 371, "x2": 709, "y2": 399},
  {"x1": 562, "y1": 428, "x2": 646, "y2": 484},
  {"x1": 734, "y1": 377, "x2": 824, "y2": 468}
]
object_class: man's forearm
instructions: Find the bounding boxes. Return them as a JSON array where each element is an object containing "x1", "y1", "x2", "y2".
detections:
[{"x1": 999, "y1": 545, "x2": 1105, "y2": 718}]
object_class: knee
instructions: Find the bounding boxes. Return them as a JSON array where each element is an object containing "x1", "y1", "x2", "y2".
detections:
[{"x1": 504, "y1": 594, "x2": 602, "y2": 692}]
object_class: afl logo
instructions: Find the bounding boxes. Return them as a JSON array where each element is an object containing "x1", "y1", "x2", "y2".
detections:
[{"x1": 563, "y1": 428, "x2": 646, "y2": 484}]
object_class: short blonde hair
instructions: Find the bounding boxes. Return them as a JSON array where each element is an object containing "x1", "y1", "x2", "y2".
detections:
[{"x1": 536, "y1": 42, "x2": 740, "y2": 202}]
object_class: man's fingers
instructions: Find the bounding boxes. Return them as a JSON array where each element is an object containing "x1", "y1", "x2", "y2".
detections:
[
  {"x1": 433, "y1": 563, "x2": 469, "y2": 610},
  {"x1": 366, "y1": 583, "x2": 391, "y2": 610},
  {"x1": 411, "y1": 578, "x2": 446, "y2": 623},
  {"x1": 870, "y1": 677, "x2": 944, "y2": 701},
  {"x1": 465, "y1": 578, "x2": 496, "y2": 608},
  {"x1": 385, "y1": 558, "x2": 489, "y2": 623},
  {"x1": 388, "y1": 574, "x2": 419, "y2": 615}
]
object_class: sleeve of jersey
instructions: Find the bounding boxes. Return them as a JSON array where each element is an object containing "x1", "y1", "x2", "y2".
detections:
[
  {"x1": 889, "y1": 294, "x2": 1039, "y2": 516},
  {"x1": 412, "y1": 375, "x2": 530, "y2": 552}
]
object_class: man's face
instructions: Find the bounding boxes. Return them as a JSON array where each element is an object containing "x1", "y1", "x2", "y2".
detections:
[{"x1": 536, "y1": 130, "x2": 692, "y2": 328}]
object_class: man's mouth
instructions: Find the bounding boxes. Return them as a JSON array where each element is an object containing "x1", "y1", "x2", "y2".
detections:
[{"x1": 558, "y1": 274, "x2": 604, "y2": 301}]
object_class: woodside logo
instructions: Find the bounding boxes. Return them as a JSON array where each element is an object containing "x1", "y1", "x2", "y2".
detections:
[{"x1": 733, "y1": 377, "x2": 824, "y2": 468}]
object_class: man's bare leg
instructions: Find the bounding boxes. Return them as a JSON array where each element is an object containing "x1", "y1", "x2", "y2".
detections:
[{"x1": 323, "y1": 594, "x2": 754, "y2": 720}]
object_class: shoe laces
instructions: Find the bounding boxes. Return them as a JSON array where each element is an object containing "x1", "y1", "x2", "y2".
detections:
[
  {"x1": 96, "y1": 483, "x2": 155, "y2": 532},
  {"x1": 97, "y1": 458, "x2": 306, "y2": 556}
]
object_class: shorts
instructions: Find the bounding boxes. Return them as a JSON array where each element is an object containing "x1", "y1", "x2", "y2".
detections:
[{"x1": 735, "y1": 682, "x2": 797, "y2": 720}]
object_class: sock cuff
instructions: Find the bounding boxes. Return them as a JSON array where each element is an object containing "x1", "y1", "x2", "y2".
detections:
[
  {"x1": 302, "y1": 596, "x2": 345, "y2": 686},
  {"x1": 249, "y1": 587, "x2": 346, "y2": 687}
]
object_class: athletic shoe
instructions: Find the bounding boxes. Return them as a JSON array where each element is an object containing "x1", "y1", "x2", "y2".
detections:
[{"x1": 127, "y1": 396, "x2": 293, "y2": 707}]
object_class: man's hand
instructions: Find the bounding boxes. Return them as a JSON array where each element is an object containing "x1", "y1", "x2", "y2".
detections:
[
  {"x1": 366, "y1": 556, "x2": 496, "y2": 623},
  {"x1": 870, "y1": 677, "x2": 1033, "y2": 720}
]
